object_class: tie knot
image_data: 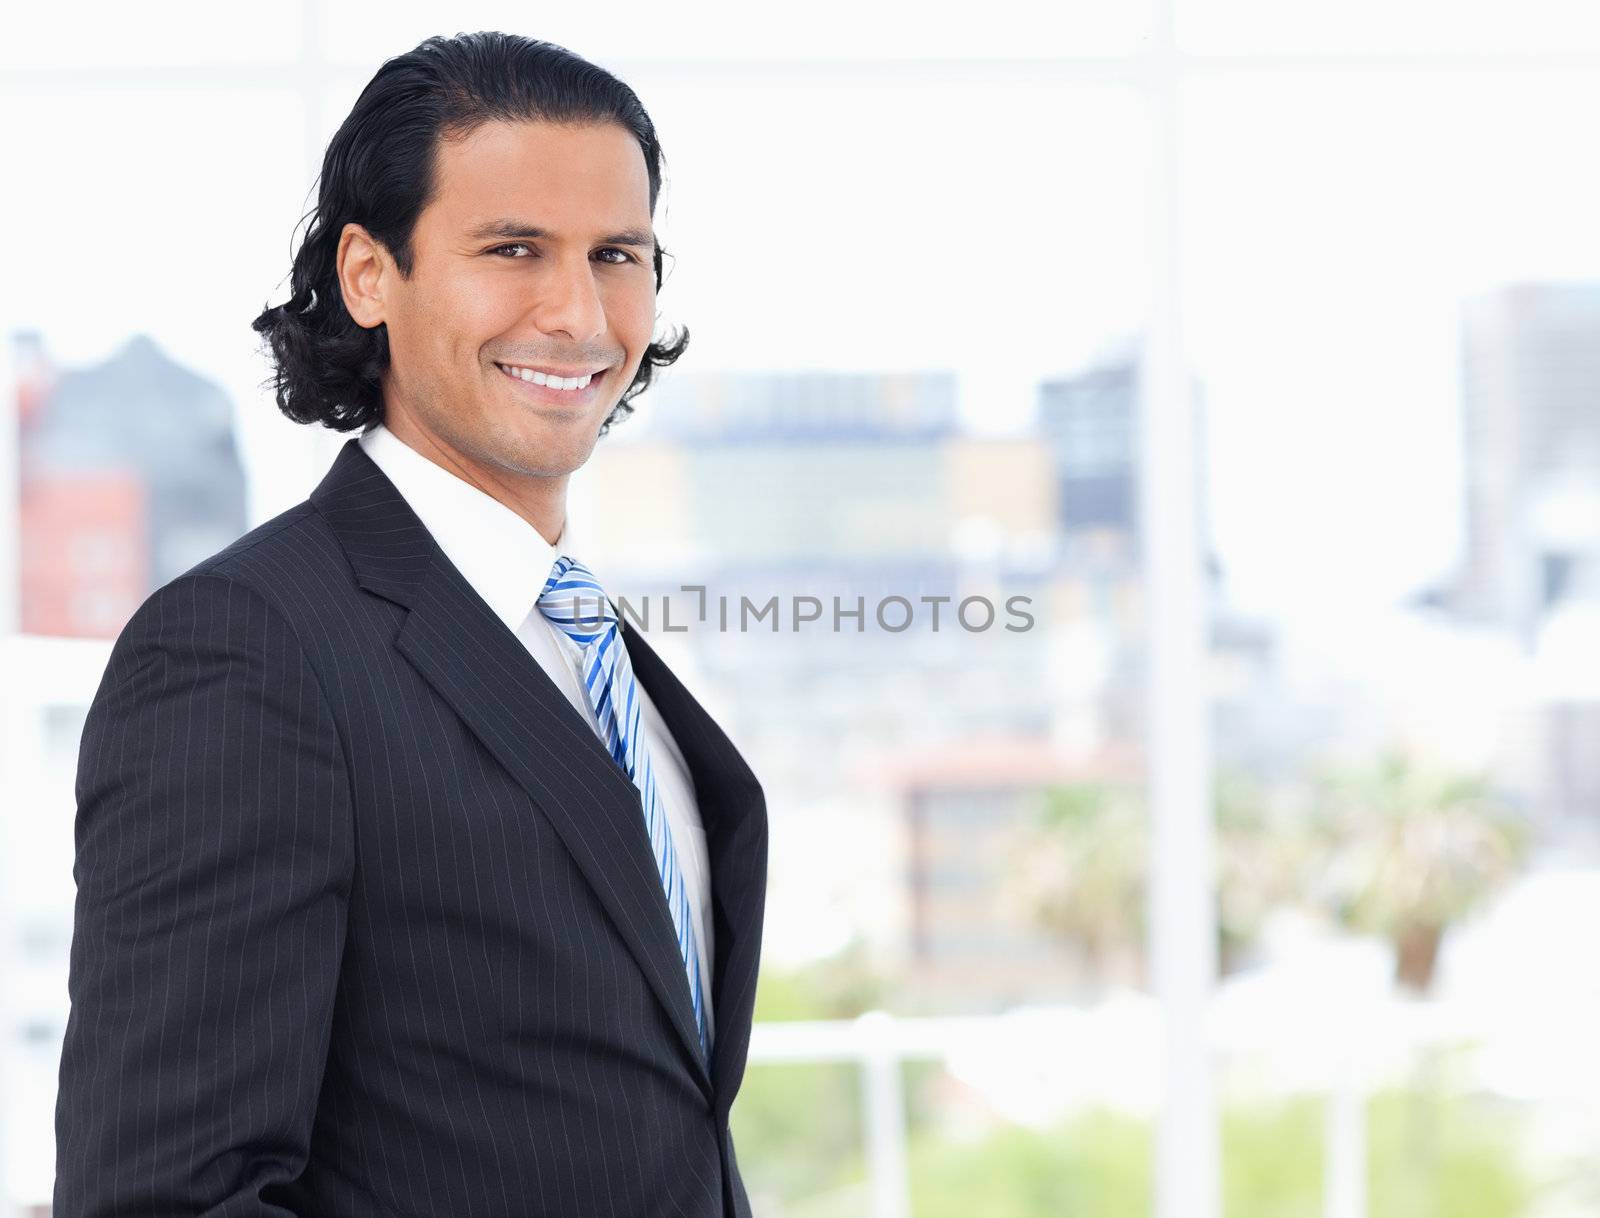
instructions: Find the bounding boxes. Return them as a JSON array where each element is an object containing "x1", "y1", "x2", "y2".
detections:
[{"x1": 537, "y1": 554, "x2": 619, "y2": 646}]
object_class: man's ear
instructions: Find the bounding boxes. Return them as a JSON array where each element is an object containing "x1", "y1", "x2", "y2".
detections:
[{"x1": 337, "y1": 222, "x2": 388, "y2": 329}]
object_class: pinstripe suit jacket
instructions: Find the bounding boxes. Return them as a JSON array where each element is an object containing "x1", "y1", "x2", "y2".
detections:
[{"x1": 54, "y1": 437, "x2": 768, "y2": 1217}]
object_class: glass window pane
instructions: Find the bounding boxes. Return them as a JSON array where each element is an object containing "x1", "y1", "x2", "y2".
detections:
[
  {"x1": 2, "y1": 88, "x2": 322, "y2": 638},
  {"x1": 323, "y1": 2, "x2": 1153, "y2": 65},
  {"x1": 1, "y1": 4, "x2": 303, "y2": 68},
  {"x1": 1188, "y1": 69, "x2": 1600, "y2": 1206},
  {"x1": 1178, "y1": 0, "x2": 1600, "y2": 54},
  {"x1": 1186, "y1": 71, "x2": 1600, "y2": 616}
]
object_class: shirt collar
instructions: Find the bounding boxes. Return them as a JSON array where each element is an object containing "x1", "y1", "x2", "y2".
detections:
[{"x1": 357, "y1": 420, "x2": 576, "y2": 635}]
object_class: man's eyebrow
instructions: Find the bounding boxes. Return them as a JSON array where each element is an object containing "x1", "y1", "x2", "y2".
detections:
[{"x1": 465, "y1": 218, "x2": 656, "y2": 248}]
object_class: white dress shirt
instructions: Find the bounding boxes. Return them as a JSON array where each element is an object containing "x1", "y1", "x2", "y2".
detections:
[{"x1": 358, "y1": 421, "x2": 715, "y2": 1040}]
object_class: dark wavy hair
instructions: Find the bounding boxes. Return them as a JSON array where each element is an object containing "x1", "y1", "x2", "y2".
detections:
[{"x1": 251, "y1": 31, "x2": 688, "y2": 436}]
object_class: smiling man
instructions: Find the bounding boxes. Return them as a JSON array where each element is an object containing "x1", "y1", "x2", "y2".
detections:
[
  {"x1": 54, "y1": 32, "x2": 768, "y2": 1218},
  {"x1": 345, "y1": 115, "x2": 660, "y2": 538}
]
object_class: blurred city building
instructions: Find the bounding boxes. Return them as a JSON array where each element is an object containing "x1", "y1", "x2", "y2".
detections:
[
  {"x1": 16, "y1": 331, "x2": 247, "y2": 638},
  {"x1": 587, "y1": 369, "x2": 1062, "y2": 980},
  {"x1": 1450, "y1": 282, "x2": 1600, "y2": 644},
  {"x1": 876, "y1": 737, "x2": 1141, "y2": 1010},
  {"x1": 585, "y1": 362, "x2": 1263, "y2": 1005},
  {"x1": 1429, "y1": 284, "x2": 1600, "y2": 825}
]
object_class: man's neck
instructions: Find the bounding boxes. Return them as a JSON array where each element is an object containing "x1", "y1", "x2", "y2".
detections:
[{"x1": 382, "y1": 411, "x2": 567, "y2": 546}]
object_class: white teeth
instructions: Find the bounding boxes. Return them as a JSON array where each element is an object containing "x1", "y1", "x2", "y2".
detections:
[{"x1": 498, "y1": 364, "x2": 594, "y2": 391}]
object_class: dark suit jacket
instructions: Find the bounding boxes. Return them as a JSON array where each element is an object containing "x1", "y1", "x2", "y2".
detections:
[{"x1": 54, "y1": 437, "x2": 769, "y2": 1217}]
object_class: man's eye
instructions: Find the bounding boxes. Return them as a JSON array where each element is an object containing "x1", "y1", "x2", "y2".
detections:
[{"x1": 489, "y1": 243, "x2": 635, "y2": 264}]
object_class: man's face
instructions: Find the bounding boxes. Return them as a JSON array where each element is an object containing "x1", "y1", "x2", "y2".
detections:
[{"x1": 359, "y1": 119, "x2": 657, "y2": 482}]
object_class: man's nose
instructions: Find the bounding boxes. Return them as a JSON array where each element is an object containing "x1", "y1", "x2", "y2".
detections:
[{"x1": 532, "y1": 255, "x2": 606, "y2": 343}]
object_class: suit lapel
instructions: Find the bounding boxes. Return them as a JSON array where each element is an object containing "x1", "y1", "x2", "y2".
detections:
[
  {"x1": 311, "y1": 438, "x2": 719, "y2": 1097},
  {"x1": 621, "y1": 625, "x2": 768, "y2": 1119}
]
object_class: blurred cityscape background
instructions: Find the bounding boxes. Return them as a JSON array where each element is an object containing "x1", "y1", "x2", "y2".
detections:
[{"x1": 3, "y1": 4, "x2": 1600, "y2": 1217}]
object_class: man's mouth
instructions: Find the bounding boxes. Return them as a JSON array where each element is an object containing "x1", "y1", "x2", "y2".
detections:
[{"x1": 493, "y1": 361, "x2": 605, "y2": 392}]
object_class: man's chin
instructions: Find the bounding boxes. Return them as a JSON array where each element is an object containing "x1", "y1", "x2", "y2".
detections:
[{"x1": 493, "y1": 421, "x2": 602, "y2": 478}]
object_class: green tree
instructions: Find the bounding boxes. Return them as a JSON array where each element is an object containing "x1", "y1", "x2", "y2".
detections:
[
  {"x1": 902, "y1": 1086, "x2": 1531, "y2": 1218},
  {"x1": 1008, "y1": 779, "x2": 1148, "y2": 988},
  {"x1": 1009, "y1": 770, "x2": 1312, "y2": 987},
  {"x1": 1308, "y1": 747, "x2": 1530, "y2": 993},
  {"x1": 730, "y1": 946, "x2": 895, "y2": 1212}
]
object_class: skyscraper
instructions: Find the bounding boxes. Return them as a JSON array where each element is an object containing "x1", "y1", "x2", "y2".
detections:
[{"x1": 1454, "y1": 282, "x2": 1600, "y2": 645}]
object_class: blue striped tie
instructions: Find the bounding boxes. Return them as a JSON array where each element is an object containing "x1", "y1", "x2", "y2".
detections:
[{"x1": 536, "y1": 554, "x2": 711, "y2": 1062}]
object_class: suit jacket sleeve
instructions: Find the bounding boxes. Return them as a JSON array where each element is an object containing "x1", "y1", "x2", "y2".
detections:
[{"x1": 54, "y1": 572, "x2": 355, "y2": 1217}]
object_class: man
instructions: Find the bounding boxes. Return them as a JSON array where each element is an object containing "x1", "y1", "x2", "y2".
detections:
[{"x1": 54, "y1": 32, "x2": 768, "y2": 1218}]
